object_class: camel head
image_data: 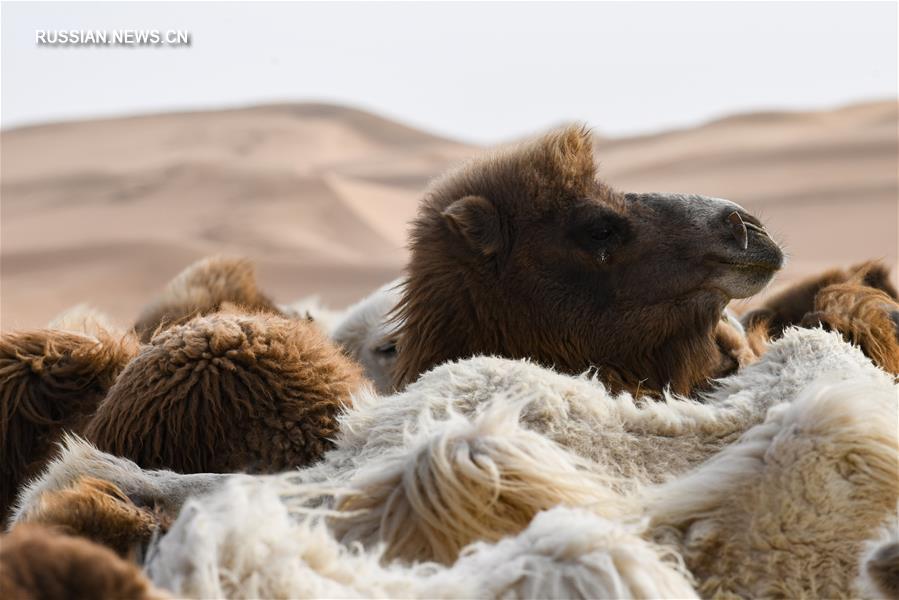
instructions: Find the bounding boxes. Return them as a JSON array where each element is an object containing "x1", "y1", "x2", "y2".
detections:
[{"x1": 393, "y1": 125, "x2": 784, "y2": 394}]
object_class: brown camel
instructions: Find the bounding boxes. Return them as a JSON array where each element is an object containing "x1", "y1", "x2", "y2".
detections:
[{"x1": 392, "y1": 125, "x2": 783, "y2": 395}]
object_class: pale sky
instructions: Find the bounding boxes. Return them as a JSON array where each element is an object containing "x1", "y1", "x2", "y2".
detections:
[{"x1": 2, "y1": 1, "x2": 897, "y2": 143}]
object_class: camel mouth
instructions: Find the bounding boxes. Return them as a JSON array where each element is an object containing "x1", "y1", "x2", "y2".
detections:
[
  {"x1": 705, "y1": 231, "x2": 784, "y2": 298},
  {"x1": 709, "y1": 257, "x2": 782, "y2": 273}
]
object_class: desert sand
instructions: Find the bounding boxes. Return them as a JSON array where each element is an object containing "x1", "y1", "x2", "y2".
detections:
[{"x1": 1, "y1": 100, "x2": 896, "y2": 330}]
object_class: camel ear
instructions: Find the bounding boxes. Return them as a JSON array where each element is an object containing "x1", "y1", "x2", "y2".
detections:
[
  {"x1": 857, "y1": 262, "x2": 898, "y2": 300},
  {"x1": 442, "y1": 195, "x2": 502, "y2": 256}
]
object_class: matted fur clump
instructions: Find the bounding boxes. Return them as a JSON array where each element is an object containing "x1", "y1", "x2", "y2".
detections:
[
  {"x1": 0, "y1": 327, "x2": 138, "y2": 524},
  {"x1": 146, "y1": 479, "x2": 696, "y2": 599},
  {"x1": 454, "y1": 507, "x2": 697, "y2": 599},
  {"x1": 133, "y1": 255, "x2": 281, "y2": 342},
  {"x1": 801, "y1": 274, "x2": 899, "y2": 375},
  {"x1": 0, "y1": 524, "x2": 167, "y2": 600},
  {"x1": 146, "y1": 478, "x2": 462, "y2": 599},
  {"x1": 742, "y1": 260, "x2": 897, "y2": 338},
  {"x1": 84, "y1": 311, "x2": 364, "y2": 474},
  {"x1": 318, "y1": 404, "x2": 633, "y2": 565},
  {"x1": 16, "y1": 476, "x2": 166, "y2": 560},
  {"x1": 647, "y1": 379, "x2": 899, "y2": 598}
]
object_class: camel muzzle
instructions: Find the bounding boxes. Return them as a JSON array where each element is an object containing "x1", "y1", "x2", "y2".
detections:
[{"x1": 629, "y1": 192, "x2": 784, "y2": 298}]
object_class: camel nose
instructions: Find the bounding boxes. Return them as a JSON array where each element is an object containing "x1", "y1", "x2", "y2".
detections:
[
  {"x1": 628, "y1": 192, "x2": 778, "y2": 260},
  {"x1": 726, "y1": 211, "x2": 748, "y2": 250},
  {"x1": 725, "y1": 210, "x2": 769, "y2": 251}
]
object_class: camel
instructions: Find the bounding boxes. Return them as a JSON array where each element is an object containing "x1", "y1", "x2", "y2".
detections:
[
  {"x1": 330, "y1": 279, "x2": 403, "y2": 393},
  {"x1": 0, "y1": 322, "x2": 138, "y2": 524},
  {"x1": 83, "y1": 311, "x2": 365, "y2": 474},
  {"x1": 393, "y1": 125, "x2": 783, "y2": 395},
  {"x1": 742, "y1": 260, "x2": 897, "y2": 340},
  {"x1": 743, "y1": 260, "x2": 899, "y2": 374},
  {"x1": 133, "y1": 256, "x2": 281, "y2": 342}
]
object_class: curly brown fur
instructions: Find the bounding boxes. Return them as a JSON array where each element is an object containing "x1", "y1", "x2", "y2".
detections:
[
  {"x1": 801, "y1": 272, "x2": 899, "y2": 375},
  {"x1": 741, "y1": 260, "x2": 898, "y2": 340},
  {"x1": 0, "y1": 329, "x2": 138, "y2": 525},
  {"x1": 134, "y1": 255, "x2": 281, "y2": 342},
  {"x1": 393, "y1": 125, "x2": 783, "y2": 395},
  {"x1": 17, "y1": 476, "x2": 166, "y2": 560},
  {"x1": 0, "y1": 524, "x2": 167, "y2": 600},
  {"x1": 741, "y1": 268, "x2": 849, "y2": 337},
  {"x1": 85, "y1": 312, "x2": 364, "y2": 474}
]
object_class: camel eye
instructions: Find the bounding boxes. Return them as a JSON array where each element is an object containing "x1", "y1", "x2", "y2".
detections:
[
  {"x1": 581, "y1": 221, "x2": 616, "y2": 245},
  {"x1": 589, "y1": 227, "x2": 613, "y2": 242},
  {"x1": 374, "y1": 341, "x2": 397, "y2": 356},
  {"x1": 569, "y1": 205, "x2": 628, "y2": 251}
]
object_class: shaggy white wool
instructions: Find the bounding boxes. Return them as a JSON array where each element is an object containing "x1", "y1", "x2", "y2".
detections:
[
  {"x1": 288, "y1": 402, "x2": 634, "y2": 564},
  {"x1": 647, "y1": 379, "x2": 899, "y2": 598},
  {"x1": 454, "y1": 507, "x2": 697, "y2": 600},
  {"x1": 146, "y1": 478, "x2": 459, "y2": 599},
  {"x1": 138, "y1": 364, "x2": 898, "y2": 599},
  {"x1": 283, "y1": 327, "x2": 889, "y2": 490},
  {"x1": 146, "y1": 480, "x2": 696, "y2": 600}
]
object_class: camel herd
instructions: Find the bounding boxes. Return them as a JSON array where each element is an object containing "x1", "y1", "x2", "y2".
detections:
[{"x1": 1, "y1": 126, "x2": 897, "y2": 599}]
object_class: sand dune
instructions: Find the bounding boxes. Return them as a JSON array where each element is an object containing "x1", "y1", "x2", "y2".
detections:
[{"x1": 1, "y1": 100, "x2": 896, "y2": 329}]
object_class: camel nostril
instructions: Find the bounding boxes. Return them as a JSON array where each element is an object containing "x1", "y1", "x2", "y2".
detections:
[
  {"x1": 726, "y1": 211, "x2": 749, "y2": 250},
  {"x1": 744, "y1": 221, "x2": 768, "y2": 238}
]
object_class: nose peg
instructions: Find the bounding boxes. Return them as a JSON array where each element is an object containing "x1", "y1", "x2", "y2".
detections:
[{"x1": 727, "y1": 211, "x2": 749, "y2": 251}]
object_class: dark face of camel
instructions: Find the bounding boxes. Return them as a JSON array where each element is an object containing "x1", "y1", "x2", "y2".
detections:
[{"x1": 393, "y1": 126, "x2": 784, "y2": 394}]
